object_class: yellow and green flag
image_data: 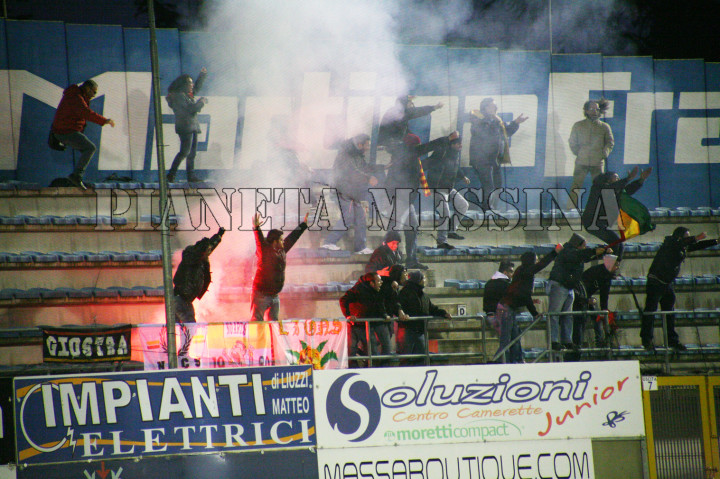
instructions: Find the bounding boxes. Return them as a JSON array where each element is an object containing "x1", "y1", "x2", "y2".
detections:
[{"x1": 617, "y1": 192, "x2": 655, "y2": 241}]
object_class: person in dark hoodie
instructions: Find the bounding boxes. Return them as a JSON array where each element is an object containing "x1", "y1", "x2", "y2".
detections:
[
  {"x1": 547, "y1": 233, "x2": 610, "y2": 350},
  {"x1": 378, "y1": 95, "x2": 444, "y2": 152},
  {"x1": 172, "y1": 227, "x2": 225, "y2": 323},
  {"x1": 496, "y1": 245, "x2": 562, "y2": 363},
  {"x1": 398, "y1": 271, "x2": 451, "y2": 364},
  {"x1": 581, "y1": 166, "x2": 652, "y2": 261},
  {"x1": 251, "y1": 212, "x2": 309, "y2": 321},
  {"x1": 51, "y1": 79, "x2": 116, "y2": 190},
  {"x1": 641, "y1": 227, "x2": 720, "y2": 351},
  {"x1": 385, "y1": 131, "x2": 459, "y2": 269},
  {"x1": 366, "y1": 231, "x2": 403, "y2": 275},
  {"x1": 340, "y1": 272, "x2": 390, "y2": 367},
  {"x1": 572, "y1": 254, "x2": 620, "y2": 348},
  {"x1": 424, "y1": 135, "x2": 471, "y2": 249},
  {"x1": 166, "y1": 68, "x2": 208, "y2": 183},
  {"x1": 321, "y1": 134, "x2": 377, "y2": 254}
]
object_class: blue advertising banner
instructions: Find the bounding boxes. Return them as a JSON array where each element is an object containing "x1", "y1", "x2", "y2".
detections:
[
  {"x1": 14, "y1": 365, "x2": 314, "y2": 465},
  {"x1": 0, "y1": 19, "x2": 718, "y2": 208},
  {"x1": 16, "y1": 448, "x2": 319, "y2": 479}
]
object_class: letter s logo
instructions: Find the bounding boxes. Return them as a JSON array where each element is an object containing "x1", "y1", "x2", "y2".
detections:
[{"x1": 326, "y1": 373, "x2": 381, "y2": 442}]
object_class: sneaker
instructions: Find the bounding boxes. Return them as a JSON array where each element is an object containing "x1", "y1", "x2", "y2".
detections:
[
  {"x1": 187, "y1": 174, "x2": 203, "y2": 183},
  {"x1": 320, "y1": 244, "x2": 341, "y2": 251},
  {"x1": 447, "y1": 232, "x2": 465, "y2": 240},
  {"x1": 356, "y1": 248, "x2": 374, "y2": 255},
  {"x1": 669, "y1": 342, "x2": 687, "y2": 352},
  {"x1": 436, "y1": 242, "x2": 455, "y2": 250},
  {"x1": 406, "y1": 261, "x2": 429, "y2": 270},
  {"x1": 67, "y1": 173, "x2": 87, "y2": 190},
  {"x1": 563, "y1": 342, "x2": 579, "y2": 351},
  {"x1": 166, "y1": 172, "x2": 176, "y2": 183},
  {"x1": 551, "y1": 342, "x2": 562, "y2": 351},
  {"x1": 642, "y1": 341, "x2": 656, "y2": 352}
]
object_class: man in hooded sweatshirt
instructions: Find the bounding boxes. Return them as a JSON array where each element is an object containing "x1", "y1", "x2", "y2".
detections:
[
  {"x1": 572, "y1": 254, "x2": 620, "y2": 347},
  {"x1": 251, "y1": 212, "x2": 309, "y2": 321},
  {"x1": 172, "y1": 228, "x2": 225, "y2": 323},
  {"x1": 496, "y1": 245, "x2": 561, "y2": 363},
  {"x1": 398, "y1": 271, "x2": 451, "y2": 364},
  {"x1": 641, "y1": 227, "x2": 719, "y2": 351},
  {"x1": 340, "y1": 272, "x2": 390, "y2": 367},
  {"x1": 547, "y1": 233, "x2": 610, "y2": 351},
  {"x1": 581, "y1": 166, "x2": 652, "y2": 261}
]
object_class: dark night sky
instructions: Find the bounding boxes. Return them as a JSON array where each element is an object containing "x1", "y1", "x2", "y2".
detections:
[{"x1": 4, "y1": 0, "x2": 720, "y2": 61}]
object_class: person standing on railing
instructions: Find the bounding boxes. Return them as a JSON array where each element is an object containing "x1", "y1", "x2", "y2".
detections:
[
  {"x1": 581, "y1": 166, "x2": 652, "y2": 261},
  {"x1": 483, "y1": 260, "x2": 515, "y2": 335},
  {"x1": 51, "y1": 79, "x2": 115, "y2": 190},
  {"x1": 339, "y1": 272, "x2": 391, "y2": 367},
  {"x1": 547, "y1": 233, "x2": 610, "y2": 351},
  {"x1": 641, "y1": 227, "x2": 720, "y2": 352},
  {"x1": 166, "y1": 68, "x2": 208, "y2": 183},
  {"x1": 397, "y1": 271, "x2": 451, "y2": 365},
  {"x1": 572, "y1": 254, "x2": 620, "y2": 348},
  {"x1": 172, "y1": 227, "x2": 225, "y2": 323},
  {"x1": 496, "y1": 245, "x2": 562, "y2": 363},
  {"x1": 251, "y1": 212, "x2": 309, "y2": 321}
]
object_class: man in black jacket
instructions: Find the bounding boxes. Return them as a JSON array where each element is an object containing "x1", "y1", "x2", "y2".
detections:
[
  {"x1": 365, "y1": 231, "x2": 403, "y2": 275},
  {"x1": 483, "y1": 260, "x2": 515, "y2": 334},
  {"x1": 251, "y1": 212, "x2": 308, "y2": 321},
  {"x1": 378, "y1": 95, "x2": 443, "y2": 150},
  {"x1": 641, "y1": 227, "x2": 719, "y2": 351},
  {"x1": 385, "y1": 132, "x2": 458, "y2": 269},
  {"x1": 572, "y1": 254, "x2": 619, "y2": 347},
  {"x1": 497, "y1": 246, "x2": 561, "y2": 363},
  {"x1": 340, "y1": 272, "x2": 390, "y2": 367},
  {"x1": 321, "y1": 134, "x2": 377, "y2": 254},
  {"x1": 425, "y1": 136, "x2": 471, "y2": 249},
  {"x1": 581, "y1": 166, "x2": 652, "y2": 261},
  {"x1": 465, "y1": 97, "x2": 527, "y2": 211},
  {"x1": 547, "y1": 233, "x2": 609, "y2": 350},
  {"x1": 398, "y1": 271, "x2": 451, "y2": 364},
  {"x1": 173, "y1": 227, "x2": 225, "y2": 323}
]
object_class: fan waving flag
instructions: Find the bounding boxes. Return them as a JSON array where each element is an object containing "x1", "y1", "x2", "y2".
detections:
[{"x1": 617, "y1": 191, "x2": 655, "y2": 241}]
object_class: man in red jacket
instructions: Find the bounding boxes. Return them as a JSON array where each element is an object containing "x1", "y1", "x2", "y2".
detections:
[{"x1": 51, "y1": 80, "x2": 115, "y2": 190}]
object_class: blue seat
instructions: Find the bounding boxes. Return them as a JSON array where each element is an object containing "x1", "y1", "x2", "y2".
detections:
[
  {"x1": 138, "y1": 286, "x2": 164, "y2": 297},
  {"x1": 142, "y1": 182, "x2": 160, "y2": 189},
  {"x1": 107, "y1": 286, "x2": 145, "y2": 298},
  {"x1": 76, "y1": 251, "x2": 111, "y2": 262},
  {"x1": 5, "y1": 252, "x2": 32, "y2": 263},
  {"x1": 80, "y1": 287, "x2": 119, "y2": 298},
  {"x1": 127, "y1": 250, "x2": 161, "y2": 261},
  {"x1": 424, "y1": 248, "x2": 445, "y2": 256},
  {"x1": 14, "y1": 288, "x2": 43, "y2": 299},
  {"x1": 52, "y1": 216, "x2": 79, "y2": 225},
  {"x1": 0, "y1": 288, "x2": 24, "y2": 300},
  {"x1": 338, "y1": 283, "x2": 353, "y2": 292},
  {"x1": 623, "y1": 243, "x2": 639, "y2": 253},
  {"x1": 489, "y1": 247, "x2": 511, "y2": 255},
  {"x1": 60, "y1": 287, "x2": 93, "y2": 299},
  {"x1": 50, "y1": 251, "x2": 85, "y2": 262},
  {"x1": 446, "y1": 247, "x2": 469, "y2": 256},
  {"x1": 101, "y1": 251, "x2": 136, "y2": 262},
  {"x1": 444, "y1": 279, "x2": 462, "y2": 288},
  {"x1": 457, "y1": 280, "x2": 480, "y2": 290},
  {"x1": 329, "y1": 250, "x2": 351, "y2": 258},
  {"x1": 22, "y1": 251, "x2": 60, "y2": 263},
  {"x1": 23, "y1": 216, "x2": 53, "y2": 225},
  {"x1": 94, "y1": 182, "x2": 119, "y2": 189},
  {"x1": 0, "y1": 215, "x2": 26, "y2": 225},
  {"x1": 316, "y1": 284, "x2": 339, "y2": 293},
  {"x1": 694, "y1": 275, "x2": 716, "y2": 285}
]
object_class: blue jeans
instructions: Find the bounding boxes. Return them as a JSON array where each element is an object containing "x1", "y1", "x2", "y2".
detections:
[
  {"x1": 547, "y1": 280, "x2": 575, "y2": 343},
  {"x1": 324, "y1": 195, "x2": 367, "y2": 252},
  {"x1": 173, "y1": 294, "x2": 196, "y2": 323},
  {"x1": 398, "y1": 327, "x2": 426, "y2": 365},
  {"x1": 53, "y1": 131, "x2": 96, "y2": 177},
  {"x1": 251, "y1": 291, "x2": 279, "y2": 321},
  {"x1": 168, "y1": 132, "x2": 198, "y2": 177},
  {"x1": 497, "y1": 303, "x2": 523, "y2": 363}
]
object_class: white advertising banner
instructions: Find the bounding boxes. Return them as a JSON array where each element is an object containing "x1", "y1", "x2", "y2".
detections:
[
  {"x1": 317, "y1": 439, "x2": 596, "y2": 479},
  {"x1": 314, "y1": 362, "x2": 644, "y2": 449}
]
